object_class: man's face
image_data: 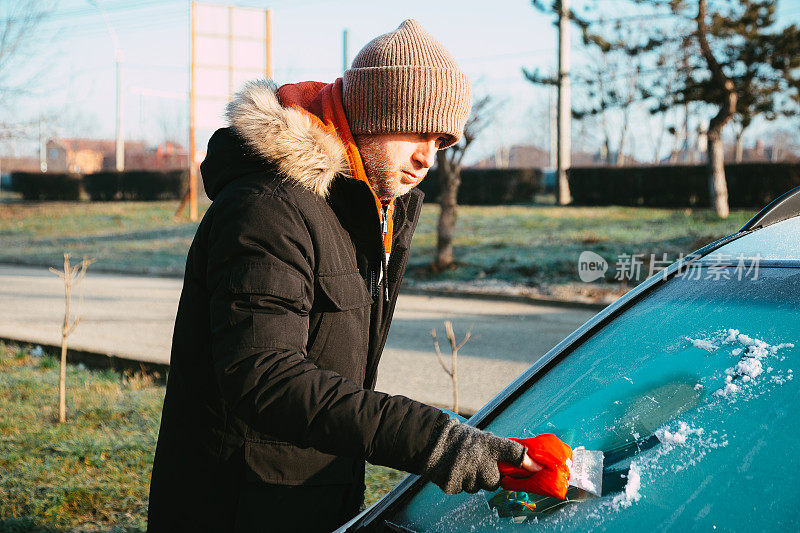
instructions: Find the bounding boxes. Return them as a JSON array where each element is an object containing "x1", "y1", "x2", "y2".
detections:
[{"x1": 355, "y1": 132, "x2": 448, "y2": 203}]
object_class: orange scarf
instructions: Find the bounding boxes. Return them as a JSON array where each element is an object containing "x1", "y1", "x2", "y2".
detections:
[{"x1": 276, "y1": 78, "x2": 395, "y2": 254}]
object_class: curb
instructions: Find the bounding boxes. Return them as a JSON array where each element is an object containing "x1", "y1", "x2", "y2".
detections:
[
  {"x1": 0, "y1": 262, "x2": 612, "y2": 310},
  {"x1": 0, "y1": 336, "x2": 169, "y2": 380},
  {"x1": 3, "y1": 335, "x2": 481, "y2": 417},
  {"x1": 401, "y1": 287, "x2": 609, "y2": 311},
  {"x1": 0, "y1": 259, "x2": 184, "y2": 280}
]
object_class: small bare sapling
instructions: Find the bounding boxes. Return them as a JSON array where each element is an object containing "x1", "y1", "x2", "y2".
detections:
[
  {"x1": 49, "y1": 254, "x2": 94, "y2": 423},
  {"x1": 430, "y1": 321, "x2": 474, "y2": 415}
]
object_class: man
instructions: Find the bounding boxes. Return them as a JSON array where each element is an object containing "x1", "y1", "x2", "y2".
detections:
[{"x1": 148, "y1": 19, "x2": 538, "y2": 532}]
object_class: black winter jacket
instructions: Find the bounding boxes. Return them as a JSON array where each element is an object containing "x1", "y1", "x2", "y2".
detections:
[{"x1": 147, "y1": 82, "x2": 448, "y2": 530}]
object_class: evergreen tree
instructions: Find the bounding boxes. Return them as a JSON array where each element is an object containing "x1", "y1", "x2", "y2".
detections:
[{"x1": 582, "y1": 0, "x2": 800, "y2": 217}]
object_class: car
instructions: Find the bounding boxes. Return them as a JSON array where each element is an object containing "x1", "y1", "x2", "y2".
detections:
[{"x1": 338, "y1": 186, "x2": 800, "y2": 532}]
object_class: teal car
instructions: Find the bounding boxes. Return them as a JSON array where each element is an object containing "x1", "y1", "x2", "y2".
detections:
[{"x1": 339, "y1": 186, "x2": 800, "y2": 532}]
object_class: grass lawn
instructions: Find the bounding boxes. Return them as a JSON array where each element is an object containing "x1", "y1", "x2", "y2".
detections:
[
  {"x1": 0, "y1": 201, "x2": 208, "y2": 277},
  {"x1": 406, "y1": 204, "x2": 755, "y2": 286},
  {"x1": 0, "y1": 199, "x2": 756, "y2": 289},
  {"x1": 0, "y1": 343, "x2": 405, "y2": 531}
]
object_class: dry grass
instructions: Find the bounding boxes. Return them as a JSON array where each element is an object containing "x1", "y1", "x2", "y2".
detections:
[
  {"x1": 0, "y1": 342, "x2": 160, "y2": 531},
  {"x1": 0, "y1": 342, "x2": 405, "y2": 531},
  {"x1": 0, "y1": 200, "x2": 756, "y2": 288}
]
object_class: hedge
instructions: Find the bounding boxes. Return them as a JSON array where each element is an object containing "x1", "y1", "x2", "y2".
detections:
[
  {"x1": 82, "y1": 172, "x2": 120, "y2": 201},
  {"x1": 12, "y1": 172, "x2": 83, "y2": 201},
  {"x1": 84, "y1": 170, "x2": 186, "y2": 201},
  {"x1": 11, "y1": 170, "x2": 187, "y2": 202},
  {"x1": 568, "y1": 162, "x2": 800, "y2": 208},
  {"x1": 419, "y1": 168, "x2": 543, "y2": 205}
]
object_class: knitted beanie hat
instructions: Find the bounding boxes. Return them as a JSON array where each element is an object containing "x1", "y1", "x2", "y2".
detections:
[{"x1": 342, "y1": 19, "x2": 471, "y2": 148}]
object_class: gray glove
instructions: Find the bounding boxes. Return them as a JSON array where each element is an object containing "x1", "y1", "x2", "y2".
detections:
[{"x1": 423, "y1": 419, "x2": 526, "y2": 494}]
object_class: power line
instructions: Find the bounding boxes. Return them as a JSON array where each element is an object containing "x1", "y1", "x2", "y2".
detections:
[
  {"x1": 54, "y1": 11, "x2": 187, "y2": 39},
  {"x1": 584, "y1": 12, "x2": 683, "y2": 25},
  {"x1": 125, "y1": 62, "x2": 189, "y2": 72},
  {"x1": 460, "y1": 47, "x2": 557, "y2": 63},
  {"x1": 0, "y1": 0, "x2": 184, "y2": 25}
]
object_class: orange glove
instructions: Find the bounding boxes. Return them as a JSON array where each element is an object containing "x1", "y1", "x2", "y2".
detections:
[{"x1": 498, "y1": 434, "x2": 572, "y2": 500}]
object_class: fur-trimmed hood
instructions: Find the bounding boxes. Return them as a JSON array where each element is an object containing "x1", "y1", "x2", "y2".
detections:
[{"x1": 200, "y1": 80, "x2": 348, "y2": 200}]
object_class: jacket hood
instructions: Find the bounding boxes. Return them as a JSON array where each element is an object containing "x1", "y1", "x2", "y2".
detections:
[{"x1": 200, "y1": 80, "x2": 348, "y2": 200}]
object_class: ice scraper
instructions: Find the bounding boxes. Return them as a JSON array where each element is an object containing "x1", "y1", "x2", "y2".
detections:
[{"x1": 498, "y1": 434, "x2": 604, "y2": 498}]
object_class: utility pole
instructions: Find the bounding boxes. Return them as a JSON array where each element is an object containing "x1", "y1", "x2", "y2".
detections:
[
  {"x1": 228, "y1": 5, "x2": 234, "y2": 99},
  {"x1": 115, "y1": 52, "x2": 124, "y2": 171},
  {"x1": 266, "y1": 8, "x2": 272, "y2": 78},
  {"x1": 342, "y1": 29, "x2": 349, "y2": 72},
  {"x1": 39, "y1": 114, "x2": 47, "y2": 172},
  {"x1": 89, "y1": 1, "x2": 124, "y2": 171},
  {"x1": 549, "y1": 85, "x2": 556, "y2": 169},
  {"x1": 556, "y1": 0, "x2": 572, "y2": 205},
  {"x1": 188, "y1": 0, "x2": 198, "y2": 221}
]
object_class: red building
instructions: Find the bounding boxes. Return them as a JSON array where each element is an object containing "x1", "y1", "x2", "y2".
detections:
[{"x1": 46, "y1": 139, "x2": 189, "y2": 173}]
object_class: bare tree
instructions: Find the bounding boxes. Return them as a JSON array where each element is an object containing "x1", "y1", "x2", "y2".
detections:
[
  {"x1": 434, "y1": 94, "x2": 498, "y2": 271},
  {"x1": 155, "y1": 99, "x2": 188, "y2": 146},
  {"x1": 0, "y1": 117, "x2": 37, "y2": 141},
  {"x1": 50, "y1": 254, "x2": 94, "y2": 423},
  {"x1": 524, "y1": 102, "x2": 551, "y2": 154},
  {"x1": 0, "y1": 1, "x2": 57, "y2": 109},
  {"x1": 668, "y1": 102, "x2": 692, "y2": 164},
  {"x1": 572, "y1": 45, "x2": 641, "y2": 166},
  {"x1": 431, "y1": 321, "x2": 473, "y2": 415}
]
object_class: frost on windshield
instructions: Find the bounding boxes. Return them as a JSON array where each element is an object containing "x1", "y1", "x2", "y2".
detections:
[{"x1": 389, "y1": 328, "x2": 798, "y2": 532}]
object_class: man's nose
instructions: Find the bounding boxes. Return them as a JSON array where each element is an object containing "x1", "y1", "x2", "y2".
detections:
[{"x1": 414, "y1": 140, "x2": 437, "y2": 169}]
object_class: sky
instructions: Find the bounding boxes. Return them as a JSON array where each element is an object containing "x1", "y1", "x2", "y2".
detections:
[{"x1": 4, "y1": 0, "x2": 800, "y2": 165}]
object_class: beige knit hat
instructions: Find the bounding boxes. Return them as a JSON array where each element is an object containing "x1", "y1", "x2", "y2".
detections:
[{"x1": 342, "y1": 19, "x2": 472, "y2": 148}]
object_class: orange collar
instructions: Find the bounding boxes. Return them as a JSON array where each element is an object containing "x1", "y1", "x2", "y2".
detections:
[{"x1": 276, "y1": 79, "x2": 395, "y2": 253}]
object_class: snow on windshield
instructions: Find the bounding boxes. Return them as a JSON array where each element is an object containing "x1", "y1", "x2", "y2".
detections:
[
  {"x1": 524, "y1": 329, "x2": 790, "y2": 532},
  {"x1": 686, "y1": 328, "x2": 795, "y2": 398},
  {"x1": 392, "y1": 328, "x2": 796, "y2": 532},
  {"x1": 537, "y1": 329, "x2": 796, "y2": 531}
]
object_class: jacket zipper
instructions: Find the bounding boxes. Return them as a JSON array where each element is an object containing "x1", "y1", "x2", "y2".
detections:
[
  {"x1": 380, "y1": 204, "x2": 389, "y2": 303},
  {"x1": 370, "y1": 266, "x2": 378, "y2": 301},
  {"x1": 363, "y1": 193, "x2": 422, "y2": 389}
]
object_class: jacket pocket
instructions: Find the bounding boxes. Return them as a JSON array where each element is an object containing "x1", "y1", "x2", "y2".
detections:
[
  {"x1": 243, "y1": 438, "x2": 359, "y2": 485},
  {"x1": 316, "y1": 272, "x2": 372, "y2": 310},
  {"x1": 224, "y1": 261, "x2": 311, "y2": 349},
  {"x1": 228, "y1": 262, "x2": 306, "y2": 302},
  {"x1": 306, "y1": 272, "x2": 372, "y2": 383}
]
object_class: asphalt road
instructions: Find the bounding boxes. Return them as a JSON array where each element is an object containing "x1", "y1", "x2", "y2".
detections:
[{"x1": 0, "y1": 265, "x2": 598, "y2": 413}]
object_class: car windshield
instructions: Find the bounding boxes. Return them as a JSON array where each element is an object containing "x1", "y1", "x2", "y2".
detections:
[
  {"x1": 702, "y1": 216, "x2": 800, "y2": 261},
  {"x1": 384, "y1": 264, "x2": 800, "y2": 531}
]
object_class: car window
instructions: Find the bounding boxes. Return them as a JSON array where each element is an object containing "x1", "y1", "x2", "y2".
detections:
[
  {"x1": 385, "y1": 265, "x2": 800, "y2": 532},
  {"x1": 703, "y1": 216, "x2": 800, "y2": 261}
]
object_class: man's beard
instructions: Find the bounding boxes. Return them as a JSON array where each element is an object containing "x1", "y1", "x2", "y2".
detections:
[{"x1": 358, "y1": 137, "x2": 419, "y2": 203}]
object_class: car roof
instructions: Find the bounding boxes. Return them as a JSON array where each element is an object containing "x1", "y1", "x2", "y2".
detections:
[{"x1": 740, "y1": 185, "x2": 800, "y2": 231}]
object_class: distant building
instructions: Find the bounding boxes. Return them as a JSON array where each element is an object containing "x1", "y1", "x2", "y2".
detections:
[
  {"x1": 0, "y1": 156, "x2": 40, "y2": 174},
  {"x1": 470, "y1": 144, "x2": 623, "y2": 169},
  {"x1": 45, "y1": 139, "x2": 188, "y2": 173},
  {"x1": 471, "y1": 145, "x2": 551, "y2": 169},
  {"x1": 0, "y1": 156, "x2": 40, "y2": 189},
  {"x1": 662, "y1": 139, "x2": 800, "y2": 165},
  {"x1": 725, "y1": 140, "x2": 800, "y2": 163}
]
